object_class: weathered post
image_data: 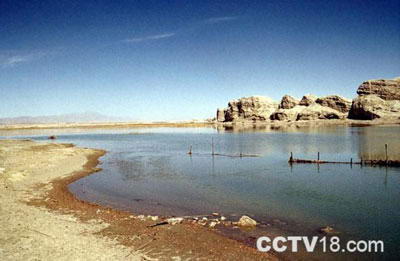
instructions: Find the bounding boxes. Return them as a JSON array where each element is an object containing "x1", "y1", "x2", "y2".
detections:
[
  {"x1": 317, "y1": 152, "x2": 320, "y2": 161},
  {"x1": 385, "y1": 144, "x2": 388, "y2": 165},
  {"x1": 188, "y1": 145, "x2": 192, "y2": 155},
  {"x1": 289, "y1": 152, "x2": 293, "y2": 163},
  {"x1": 211, "y1": 138, "x2": 215, "y2": 156}
]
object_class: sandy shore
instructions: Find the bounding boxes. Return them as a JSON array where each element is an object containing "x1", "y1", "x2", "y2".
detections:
[
  {"x1": 0, "y1": 140, "x2": 276, "y2": 260},
  {"x1": 0, "y1": 140, "x2": 144, "y2": 260},
  {"x1": 0, "y1": 118, "x2": 399, "y2": 132}
]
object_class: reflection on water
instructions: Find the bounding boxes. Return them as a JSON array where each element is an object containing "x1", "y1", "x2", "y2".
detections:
[
  {"x1": 1, "y1": 124, "x2": 399, "y2": 259},
  {"x1": 357, "y1": 126, "x2": 400, "y2": 160}
]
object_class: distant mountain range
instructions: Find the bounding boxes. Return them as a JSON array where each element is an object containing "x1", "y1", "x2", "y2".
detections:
[{"x1": 0, "y1": 112, "x2": 132, "y2": 125}]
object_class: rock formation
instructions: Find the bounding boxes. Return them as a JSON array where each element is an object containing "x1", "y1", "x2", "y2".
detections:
[
  {"x1": 349, "y1": 95, "x2": 400, "y2": 120},
  {"x1": 216, "y1": 108, "x2": 226, "y2": 122},
  {"x1": 356, "y1": 78, "x2": 400, "y2": 100},
  {"x1": 296, "y1": 104, "x2": 345, "y2": 120},
  {"x1": 218, "y1": 96, "x2": 278, "y2": 122},
  {"x1": 315, "y1": 95, "x2": 352, "y2": 113},
  {"x1": 271, "y1": 94, "x2": 348, "y2": 121},
  {"x1": 349, "y1": 78, "x2": 400, "y2": 120},
  {"x1": 271, "y1": 104, "x2": 346, "y2": 121},
  {"x1": 279, "y1": 95, "x2": 299, "y2": 109},
  {"x1": 299, "y1": 94, "x2": 318, "y2": 106},
  {"x1": 216, "y1": 77, "x2": 400, "y2": 123},
  {"x1": 270, "y1": 110, "x2": 294, "y2": 121},
  {"x1": 218, "y1": 94, "x2": 349, "y2": 123}
]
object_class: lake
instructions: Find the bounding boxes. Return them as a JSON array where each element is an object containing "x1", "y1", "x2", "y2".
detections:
[{"x1": 1, "y1": 124, "x2": 399, "y2": 259}]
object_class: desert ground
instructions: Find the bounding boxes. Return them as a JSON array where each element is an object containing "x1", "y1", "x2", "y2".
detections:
[{"x1": 0, "y1": 139, "x2": 275, "y2": 260}]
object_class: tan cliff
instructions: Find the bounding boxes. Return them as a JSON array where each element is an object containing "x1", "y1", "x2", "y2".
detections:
[
  {"x1": 216, "y1": 77, "x2": 400, "y2": 123},
  {"x1": 348, "y1": 78, "x2": 400, "y2": 120},
  {"x1": 217, "y1": 96, "x2": 278, "y2": 122}
]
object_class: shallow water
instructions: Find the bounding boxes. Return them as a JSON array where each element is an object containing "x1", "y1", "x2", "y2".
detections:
[{"x1": 2, "y1": 125, "x2": 399, "y2": 259}]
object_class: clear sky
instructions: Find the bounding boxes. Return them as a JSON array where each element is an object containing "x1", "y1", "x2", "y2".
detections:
[{"x1": 0, "y1": 0, "x2": 399, "y2": 121}]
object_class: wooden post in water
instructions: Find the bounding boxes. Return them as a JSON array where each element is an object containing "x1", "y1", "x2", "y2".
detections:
[
  {"x1": 350, "y1": 158, "x2": 353, "y2": 168},
  {"x1": 317, "y1": 152, "x2": 320, "y2": 161},
  {"x1": 289, "y1": 152, "x2": 293, "y2": 163},
  {"x1": 385, "y1": 144, "x2": 388, "y2": 165},
  {"x1": 188, "y1": 145, "x2": 192, "y2": 155},
  {"x1": 211, "y1": 138, "x2": 215, "y2": 156}
]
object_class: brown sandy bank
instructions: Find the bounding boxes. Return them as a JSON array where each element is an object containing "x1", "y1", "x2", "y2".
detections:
[{"x1": 0, "y1": 140, "x2": 276, "y2": 260}]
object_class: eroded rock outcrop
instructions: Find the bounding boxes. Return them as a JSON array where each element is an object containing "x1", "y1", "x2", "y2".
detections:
[
  {"x1": 270, "y1": 110, "x2": 293, "y2": 121},
  {"x1": 299, "y1": 94, "x2": 318, "y2": 106},
  {"x1": 279, "y1": 95, "x2": 299, "y2": 109},
  {"x1": 315, "y1": 95, "x2": 352, "y2": 113},
  {"x1": 219, "y1": 96, "x2": 278, "y2": 122},
  {"x1": 216, "y1": 108, "x2": 226, "y2": 122},
  {"x1": 349, "y1": 77, "x2": 400, "y2": 120},
  {"x1": 271, "y1": 104, "x2": 346, "y2": 121},
  {"x1": 348, "y1": 95, "x2": 400, "y2": 120},
  {"x1": 219, "y1": 94, "x2": 349, "y2": 123},
  {"x1": 356, "y1": 78, "x2": 400, "y2": 100},
  {"x1": 296, "y1": 104, "x2": 345, "y2": 120},
  {"x1": 217, "y1": 77, "x2": 400, "y2": 123}
]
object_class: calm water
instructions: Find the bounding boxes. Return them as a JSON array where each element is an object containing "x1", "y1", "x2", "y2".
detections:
[{"x1": 2, "y1": 125, "x2": 399, "y2": 259}]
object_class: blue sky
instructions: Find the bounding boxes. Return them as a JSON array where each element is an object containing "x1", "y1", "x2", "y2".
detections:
[{"x1": 0, "y1": 0, "x2": 399, "y2": 120}]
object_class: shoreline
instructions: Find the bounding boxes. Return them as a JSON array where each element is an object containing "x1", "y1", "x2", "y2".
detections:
[
  {"x1": 0, "y1": 118, "x2": 399, "y2": 131},
  {"x1": 0, "y1": 140, "x2": 144, "y2": 260},
  {"x1": 0, "y1": 121, "x2": 215, "y2": 130},
  {"x1": 1, "y1": 139, "x2": 276, "y2": 260}
]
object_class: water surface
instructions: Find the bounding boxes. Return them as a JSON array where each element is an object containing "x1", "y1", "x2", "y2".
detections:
[{"x1": 2, "y1": 125, "x2": 399, "y2": 259}]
